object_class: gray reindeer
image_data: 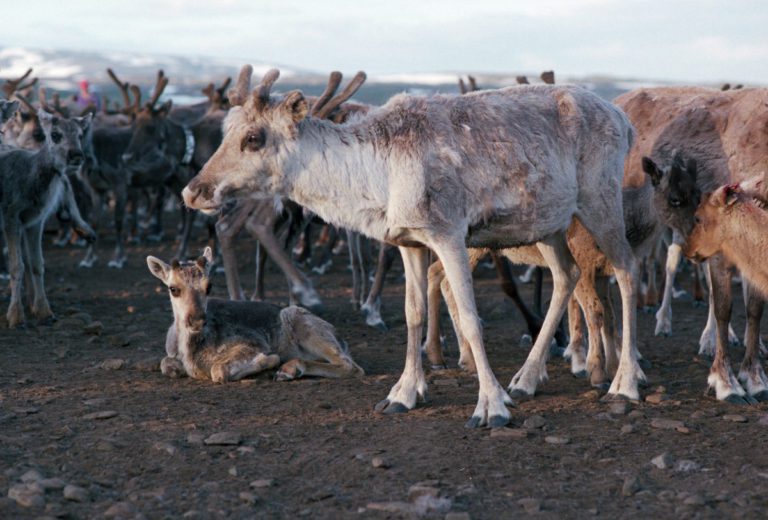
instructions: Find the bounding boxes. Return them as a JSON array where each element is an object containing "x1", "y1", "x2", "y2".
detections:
[
  {"x1": 147, "y1": 247, "x2": 364, "y2": 383},
  {"x1": 0, "y1": 108, "x2": 95, "y2": 327}
]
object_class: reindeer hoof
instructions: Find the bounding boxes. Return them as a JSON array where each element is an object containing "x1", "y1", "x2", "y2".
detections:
[
  {"x1": 723, "y1": 394, "x2": 750, "y2": 405},
  {"x1": 487, "y1": 415, "x2": 510, "y2": 429},
  {"x1": 572, "y1": 370, "x2": 588, "y2": 379},
  {"x1": 368, "y1": 321, "x2": 388, "y2": 332},
  {"x1": 600, "y1": 393, "x2": 629, "y2": 403},
  {"x1": 374, "y1": 400, "x2": 409, "y2": 414},
  {"x1": 37, "y1": 315, "x2": 57, "y2": 326},
  {"x1": 464, "y1": 416, "x2": 482, "y2": 429},
  {"x1": 751, "y1": 390, "x2": 768, "y2": 402},
  {"x1": 430, "y1": 364, "x2": 449, "y2": 371},
  {"x1": 508, "y1": 389, "x2": 533, "y2": 400}
]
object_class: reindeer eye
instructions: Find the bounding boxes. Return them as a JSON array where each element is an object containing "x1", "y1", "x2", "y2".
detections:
[
  {"x1": 51, "y1": 131, "x2": 63, "y2": 143},
  {"x1": 669, "y1": 197, "x2": 682, "y2": 208},
  {"x1": 169, "y1": 286, "x2": 181, "y2": 297},
  {"x1": 242, "y1": 129, "x2": 266, "y2": 152}
]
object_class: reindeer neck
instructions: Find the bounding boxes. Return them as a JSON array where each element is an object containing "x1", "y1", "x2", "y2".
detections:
[{"x1": 279, "y1": 119, "x2": 395, "y2": 241}]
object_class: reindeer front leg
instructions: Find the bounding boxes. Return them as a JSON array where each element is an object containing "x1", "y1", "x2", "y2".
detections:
[
  {"x1": 375, "y1": 246, "x2": 429, "y2": 414},
  {"x1": 3, "y1": 216, "x2": 26, "y2": 328},
  {"x1": 22, "y1": 223, "x2": 54, "y2": 323},
  {"x1": 738, "y1": 281, "x2": 768, "y2": 400},
  {"x1": 431, "y1": 238, "x2": 512, "y2": 428}
]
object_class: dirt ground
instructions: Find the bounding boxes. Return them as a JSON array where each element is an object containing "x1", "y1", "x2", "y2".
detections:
[{"x1": 2, "y1": 226, "x2": 768, "y2": 520}]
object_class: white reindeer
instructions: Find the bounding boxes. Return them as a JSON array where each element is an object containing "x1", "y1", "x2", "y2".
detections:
[{"x1": 182, "y1": 66, "x2": 641, "y2": 428}]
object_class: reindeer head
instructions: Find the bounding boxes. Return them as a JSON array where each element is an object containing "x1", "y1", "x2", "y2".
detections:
[
  {"x1": 147, "y1": 247, "x2": 214, "y2": 333},
  {"x1": 183, "y1": 66, "x2": 366, "y2": 214},
  {"x1": 36, "y1": 109, "x2": 93, "y2": 174},
  {"x1": 684, "y1": 184, "x2": 742, "y2": 261},
  {"x1": 642, "y1": 152, "x2": 701, "y2": 236},
  {"x1": 122, "y1": 71, "x2": 174, "y2": 177},
  {"x1": 0, "y1": 99, "x2": 19, "y2": 129}
]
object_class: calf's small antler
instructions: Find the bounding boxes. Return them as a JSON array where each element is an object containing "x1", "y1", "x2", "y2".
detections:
[{"x1": 310, "y1": 71, "x2": 343, "y2": 116}]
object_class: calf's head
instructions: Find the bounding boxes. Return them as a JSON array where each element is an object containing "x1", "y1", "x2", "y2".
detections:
[
  {"x1": 38, "y1": 109, "x2": 93, "y2": 174},
  {"x1": 643, "y1": 153, "x2": 701, "y2": 237},
  {"x1": 683, "y1": 184, "x2": 741, "y2": 261},
  {"x1": 147, "y1": 248, "x2": 214, "y2": 333},
  {"x1": 183, "y1": 66, "x2": 309, "y2": 214}
]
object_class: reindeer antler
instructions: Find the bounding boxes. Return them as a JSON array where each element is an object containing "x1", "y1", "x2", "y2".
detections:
[
  {"x1": 228, "y1": 65, "x2": 253, "y2": 107},
  {"x1": 458, "y1": 78, "x2": 467, "y2": 94},
  {"x1": 540, "y1": 71, "x2": 555, "y2": 85},
  {"x1": 38, "y1": 87, "x2": 51, "y2": 112},
  {"x1": 468, "y1": 75, "x2": 478, "y2": 92},
  {"x1": 129, "y1": 84, "x2": 142, "y2": 113},
  {"x1": 107, "y1": 68, "x2": 132, "y2": 110},
  {"x1": 3, "y1": 68, "x2": 36, "y2": 99},
  {"x1": 216, "y1": 77, "x2": 231, "y2": 101},
  {"x1": 14, "y1": 92, "x2": 38, "y2": 115},
  {"x1": 310, "y1": 71, "x2": 343, "y2": 116},
  {"x1": 146, "y1": 70, "x2": 168, "y2": 109},
  {"x1": 254, "y1": 69, "x2": 281, "y2": 110},
  {"x1": 313, "y1": 71, "x2": 366, "y2": 119}
]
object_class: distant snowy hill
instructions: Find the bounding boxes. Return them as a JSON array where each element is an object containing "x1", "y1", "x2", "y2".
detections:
[{"x1": 0, "y1": 46, "x2": 683, "y2": 106}]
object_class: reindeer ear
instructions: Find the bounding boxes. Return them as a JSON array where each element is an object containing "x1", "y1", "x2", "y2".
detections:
[
  {"x1": 1, "y1": 100, "x2": 19, "y2": 121},
  {"x1": 76, "y1": 113, "x2": 93, "y2": 131},
  {"x1": 723, "y1": 184, "x2": 740, "y2": 208},
  {"x1": 157, "y1": 99, "x2": 173, "y2": 116},
  {"x1": 642, "y1": 156, "x2": 663, "y2": 187},
  {"x1": 282, "y1": 91, "x2": 308, "y2": 123},
  {"x1": 147, "y1": 256, "x2": 171, "y2": 283}
]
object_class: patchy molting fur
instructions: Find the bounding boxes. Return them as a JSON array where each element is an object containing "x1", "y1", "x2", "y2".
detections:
[{"x1": 184, "y1": 70, "x2": 641, "y2": 426}]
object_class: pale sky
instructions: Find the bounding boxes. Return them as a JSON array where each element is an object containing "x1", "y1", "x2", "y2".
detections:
[{"x1": 5, "y1": 0, "x2": 768, "y2": 84}]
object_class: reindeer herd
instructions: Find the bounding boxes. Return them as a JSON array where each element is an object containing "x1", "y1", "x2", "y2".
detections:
[{"x1": 1, "y1": 63, "x2": 767, "y2": 428}]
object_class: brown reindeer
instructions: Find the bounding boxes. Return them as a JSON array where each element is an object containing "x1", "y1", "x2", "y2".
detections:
[
  {"x1": 182, "y1": 66, "x2": 640, "y2": 428},
  {"x1": 148, "y1": 247, "x2": 363, "y2": 382},
  {"x1": 620, "y1": 86, "x2": 768, "y2": 403}
]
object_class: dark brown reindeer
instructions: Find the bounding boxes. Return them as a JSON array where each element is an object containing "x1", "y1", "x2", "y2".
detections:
[
  {"x1": 182, "y1": 66, "x2": 640, "y2": 428},
  {"x1": 121, "y1": 70, "x2": 223, "y2": 259},
  {"x1": 149, "y1": 247, "x2": 364, "y2": 382}
]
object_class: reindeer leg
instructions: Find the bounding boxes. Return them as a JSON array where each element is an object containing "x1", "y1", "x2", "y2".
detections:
[
  {"x1": 739, "y1": 281, "x2": 768, "y2": 400},
  {"x1": 275, "y1": 306, "x2": 364, "y2": 380},
  {"x1": 361, "y1": 242, "x2": 396, "y2": 330},
  {"x1": 705, "y1": 255, "x2": 750, "y2": 403},
  {"x1": 3, "y1": 216, "x2": 25, "y2": 327},
  {"x1": 655, "y1": 241, "x2": 682, "y2": 336},
  {"x1": 564, "y1": 296, "x2": 587, "y2": 378},
  {"x1": 108, "y1": 180, "x2": 128, "y2": 268},
  {"x1": 246, "y1": 217, "x2": 321, "y2": 310},
  {"x1": 23, "y1": 223, "x2": 54, "y2": 323},
  {"x1": 216, "y1": 204, "x2": 251, "y2": 300},
  {"x1": 212, "y1": 353, "x2": 281, "y2": 383},
  {"x1": 509, "y1": 233, "x2": 580, "y2": 399},
  {"x1": 347, "y1": 230, "x2": 362, "y2": 310},
  {"x1": 492, "y1": 251, "x2": 544, "y2": 342},
  {"x1": 429, "y1": 238, "x2": 513, "y2": 428},
  {"x1": 375, "y1": 247, "x2": 430, "y2": 415}
]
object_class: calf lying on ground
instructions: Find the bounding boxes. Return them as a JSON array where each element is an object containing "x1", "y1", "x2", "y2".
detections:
[{"x1": 147, "y1": 247, "x2": 364, "y2": 382}]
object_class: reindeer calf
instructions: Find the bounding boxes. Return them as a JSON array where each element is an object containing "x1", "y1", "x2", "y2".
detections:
[
  {"x1": 147, "y1": 247, "x2": 364, "y2": 383},
  {"x1": 685, "y1": 179, "x2": 768, "y2": 296}
]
